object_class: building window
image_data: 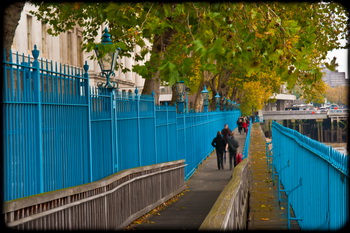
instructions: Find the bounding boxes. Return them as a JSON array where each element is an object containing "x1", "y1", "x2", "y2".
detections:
[
  {"x1": 26, "y1": 15, "x2": 32, "y2": 52},
  {"x1": 67, "y1": 31, "x2": 72, "y2": 64},
  {"x1": 41, "y1": 23, "x2": 47, "y2": 57},
  {"x1": 59, "y1": 34, "x2": 65, "y2": 63}
]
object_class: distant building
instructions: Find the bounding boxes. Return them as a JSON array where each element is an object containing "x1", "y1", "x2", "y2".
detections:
[
  {"x1": 321, "y1": 67, "x2": 348, "y2": 87},
  {"x1": 263, "y1": 83, "x2": 296, "y2": 111}
]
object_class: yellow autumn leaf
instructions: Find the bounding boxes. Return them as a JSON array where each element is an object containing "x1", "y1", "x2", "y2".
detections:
[
  {"x1": 255, "y1": 32, "x2": 264, "y2": 38},
  {"x1": 261, "y1": 218, "x2": 269, "y2": 220}
]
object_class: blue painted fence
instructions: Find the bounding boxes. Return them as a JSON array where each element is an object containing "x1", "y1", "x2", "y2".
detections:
[
  {"x1": 242, "y1": 120, "x2": 252, "y2": 159},
  {"x1": 2, "y1": 47, "x2": 240, "y2": 201},
  {"x1": 271, "y1": 121, "x2": 348, "y2": 230}
]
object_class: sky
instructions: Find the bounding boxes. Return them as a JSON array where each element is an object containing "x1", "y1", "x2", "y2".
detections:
[
  {"x1": 326, "y1": 38, "x2": 348, "y2": 79},
  {"x1": 327, "y1": 48, "x2": 348, "y2": 79}
]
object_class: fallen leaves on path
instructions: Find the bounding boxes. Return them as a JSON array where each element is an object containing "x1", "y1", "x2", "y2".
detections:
[{"x1": 125, "y1": 188, "x2": 189, "y2": 230}]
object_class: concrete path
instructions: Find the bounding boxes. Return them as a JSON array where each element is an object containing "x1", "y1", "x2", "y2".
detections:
[
  {"x1": 128, "y1": 127, "x2": 246, "y2": 230},
  {"x1": 247, "y1": 123, "x2": 300, "y2": 230}
]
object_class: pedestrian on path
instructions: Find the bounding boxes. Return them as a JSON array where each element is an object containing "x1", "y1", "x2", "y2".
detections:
[
  {"x1": 237, "y1": 117, "x2": 243, "y2": 134},
  {"x1": 227, "y1": 131, "x2": 239, "y2": 170},
  {"x1": 221, "y1": 124, "x2": 232, "y2": 163},
  {"x1": 242, "y1": 119, "x2": 248, "y2": 134},
  {"x1": 211, "y1": 131, "x2": 226, "y2": 170}
]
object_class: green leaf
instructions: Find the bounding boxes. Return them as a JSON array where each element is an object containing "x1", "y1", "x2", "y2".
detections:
[
  {"x1": 159, "y1": 61, "x2": 180, "y2": 84},
  {"x1": 284, "y1": 20, "x2": 301, "y2": 34},
  {"x1": 180, "y1": 58, "x2": 193, "y2": 75},
  {"x1": 294, "y1": 58, "x2": 309, "y2": 70},
  {"x1": 133, "y1": 62, "x2": 152, "y2": 79},
  {"x1": 250, "y1": 8, "x2": 257, "y2": 19}
]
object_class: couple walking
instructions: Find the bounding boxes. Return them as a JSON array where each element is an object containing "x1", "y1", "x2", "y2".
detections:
[
  {"x1": 237, "y1": 116, "x2": 249, "y2": 134},
  {"x1": 211, "y1": 124, "x2": 239, "y2": 170}
]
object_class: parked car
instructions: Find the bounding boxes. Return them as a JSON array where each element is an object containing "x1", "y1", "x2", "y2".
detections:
[{"x1": 330, "y1": 104, "x2": 339, "y2": 110}]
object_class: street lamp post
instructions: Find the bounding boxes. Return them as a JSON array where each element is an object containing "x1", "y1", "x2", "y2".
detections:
[
  {"x1": 215, "y1": 92, "x2": 221, "y2": 111},
  {"x1": 185, "y1": 86, "x2": 191, "y2": 113},
  {"x1": 201, "y1": 85, "x2": 209, "y2": 112},
  {"x1": 94, "y1": 27, "x2": 121, "y2": 90},
  {"x1": 174, "y1": 81, "x2": 186, "y2": 113}
]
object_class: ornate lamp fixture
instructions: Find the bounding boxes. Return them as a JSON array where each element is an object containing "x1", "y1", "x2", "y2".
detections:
[
  {"x1": 174, "y1": 81, "x2": 186, "y2": 113},
  {"x1": 94, "y1": 27, "x2": 121, "y2": 90},
  {"x1": 214, "y1": 92, "x2": 221, "y2": 111},
  {"x1": 201, "y1": 85, "x2": 209, "y2": 112}
]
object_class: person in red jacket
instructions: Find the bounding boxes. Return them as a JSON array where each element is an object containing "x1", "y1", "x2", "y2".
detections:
[{"x1": 242, "y1": 119, "x2": 248, "y2": 134}]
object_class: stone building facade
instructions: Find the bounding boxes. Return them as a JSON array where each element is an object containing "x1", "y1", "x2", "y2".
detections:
[{"x1": 11, "y1": 3, "x2": 147, "y2": 93}]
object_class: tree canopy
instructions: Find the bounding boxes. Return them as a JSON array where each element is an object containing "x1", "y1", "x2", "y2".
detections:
[{"x1": 31, "y1": 2, "x2": 348, "y2": 115}]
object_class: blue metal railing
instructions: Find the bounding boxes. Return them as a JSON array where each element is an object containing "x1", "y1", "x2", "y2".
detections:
[
  {"x1": 271, "y1": 121, "x2": 348, "y2": 230},
  {"x1": 2, "y1": 47, "x2": 241, "y2": 201},
  {"x1": 242, "y1": 120, "x2": 252, "y2": 159}
]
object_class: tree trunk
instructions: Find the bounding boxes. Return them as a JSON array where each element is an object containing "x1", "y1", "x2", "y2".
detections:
[
  {"x1": 3, "y1": 2, "x2": 25, "y2": 56},
  {"x1": 209, "y1": 74, "x2": 218, "y2": 110},
  {"x1": 193, "y1": 78, "x2": 205, "y2": 112},
  {"x1": 141, "y1": 28, "x2": 176, "y2": 104},
  {"x1": 217, "y1": 69, "x2": 232, "y2": 99}
]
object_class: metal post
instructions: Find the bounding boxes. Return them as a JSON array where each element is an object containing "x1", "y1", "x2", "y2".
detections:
[
  {"x1": 186, "y1": 91, "x2": 189, "y2": 113},
  {"x1": 32, "y1": 45, "x2": 44, "y2": 193},
  {"x1": 166, "y1": 102, "x2": 170, "y2": 161},
  {"x1": 203, "y1": 105, "x2": 208, "y2": 112},
  {"x1": 152, "y1": 91, "x2": 158, "y2": 163},
  {"x1": 177, "y1": 101, "x2": 184, "y2": 113},
  {"x1": 84, "y1": 61, "x2": 94, "y2": 182},
  {"x1": 135, "y1": 87, "x2": 142, "y2": 166},
  {"x1": 110, "y1": 89, "x2": 118, "y2": 173}
]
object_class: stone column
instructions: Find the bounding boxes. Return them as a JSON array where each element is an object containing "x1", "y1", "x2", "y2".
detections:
[
  {"x1": 291, "y1": 119, "x2": 296, "y2": 130},
  {"x1": 316, "y1": 119, "x2": 323, "y2": 142}
]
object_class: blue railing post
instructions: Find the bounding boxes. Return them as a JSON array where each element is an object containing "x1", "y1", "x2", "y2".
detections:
[
  {"x1": 135, "y1": 87, "x2": 142, "y2": 166},
  {"x1": 84, "y1": 61, "x2": 94, "y2": 182},
  {"x1": 152, "y1": 91, "x2": 158, "y2": 163},
  {"x1": 111, "y1": 88, "x2": 118, "y2": 173},
  {"x1": 32, "y1": 45, "x2": 44, "y2": 194},
  {"x1": 165, "y1": 102, "x2": 170, "y2": 161}
]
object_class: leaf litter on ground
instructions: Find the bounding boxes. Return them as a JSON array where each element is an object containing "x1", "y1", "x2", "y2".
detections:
[{"x1": 125, "y1": 187, "x2": 189, "y2": 230}]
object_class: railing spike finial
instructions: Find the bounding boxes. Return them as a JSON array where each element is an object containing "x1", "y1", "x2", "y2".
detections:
[
  {"x1": 32, "y1": 45, "x2": 39, "y2": 60},
  {"x1": 83, "y1": 61, "x2": 89, "y2": 73}
]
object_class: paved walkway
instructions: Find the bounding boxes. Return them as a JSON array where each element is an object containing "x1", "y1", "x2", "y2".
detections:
[
  {"x1": 247, "y1": 123, "x2": 300, "y2": 230},
  {"x1": 127, "y1": 123, "x2": 300, "y2": 230},
  {"x1": 128, "y1": 127, "x2": 246, "y2": 230}
]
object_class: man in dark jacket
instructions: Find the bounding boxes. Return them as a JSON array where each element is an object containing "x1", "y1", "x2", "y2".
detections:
[
  {"x1": 221, "y1": 124, "x2": 232, "y2": 163},
  {"x1": 227, "y1": 131, "x2": 239, "y2": 170},
  {"x1": 211, "y1": 131, "x2": 226, "y2": 170}
]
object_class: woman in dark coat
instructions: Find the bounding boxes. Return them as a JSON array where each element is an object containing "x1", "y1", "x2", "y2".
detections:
[
  {"x1": 237, "y1": 117, "x2": 243, "y2": 134},
  {"x1": 227, "y1": 131, "x2": 239, "y2": 170},
  {"x1": 211, "y1": 131, "x2": 226, "y2": 170}
]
